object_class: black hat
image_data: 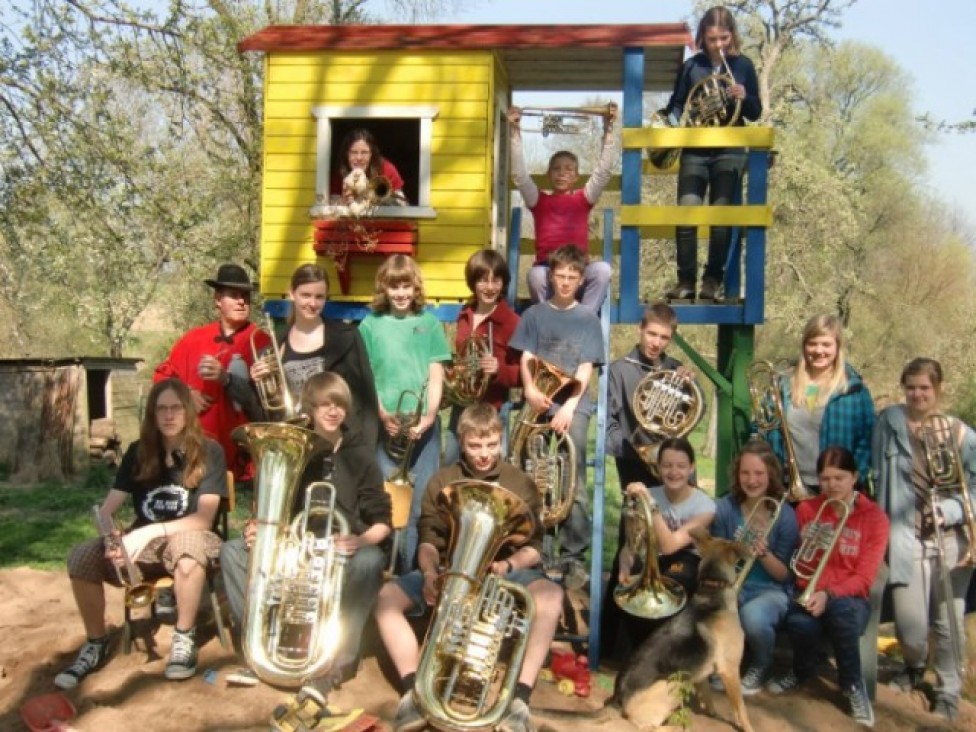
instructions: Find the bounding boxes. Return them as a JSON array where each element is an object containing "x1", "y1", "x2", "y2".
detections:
[{"x1": 204, "y1": 264, "x2": 256, "y2": 291}]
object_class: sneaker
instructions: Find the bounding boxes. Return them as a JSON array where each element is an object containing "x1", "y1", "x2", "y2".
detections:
[
  {"x1": 698, "y1": 277, "x2": 722, "y2": 301},
  {"x1": 665, "y1": 281, "x2": 695, "y2": 300},
  {"x1": 887, "y1": 665, "x2": 924, "y2": 693},
  {"x1": 54, "y1": 637, "x2": 111, "y2": 690},
  {"x1": 932, "y1": 695, "x2": 958, "y2": 721},
  {"x1": 393, "y1": 692, "x2": 426, "y2": 732},
  {"x1": 499, "y1": 698, "x2": 535, "y2": 732},
  {"x1": 766, "y1": 669, "x2": 802, "y2": 695},
  {"x1": 708, "y1": 673, "x2": 725, "y2": 692},
  {"x1": 740, "y1": 666, "x2": 766, "y2": 696},
  {"x1": 164, "y1": 627, "x2": 198, "y2": 680},
  {"x1": 845, "y1": 680, "x2": 875, "y2": 728}
]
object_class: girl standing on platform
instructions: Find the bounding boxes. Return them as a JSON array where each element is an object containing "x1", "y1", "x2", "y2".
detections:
[
  {"x1": 443, "y1": 249, "x2": 521, "y2": 465},
  {"x1": 358, "y1": 254, "x2": 451, "y2": 572},
  {"x1": 663, "y1": 5, "x2": 762, "y2": 303},
  {"x1": 873, "y1": 357, "x2": 976, "y2": 722},
  {"x1": 763, "y1": 314, "x2": 875, "y2": 496},
  {"x1": 242, "y1": 263, "x2": 379, "y2": 446}
]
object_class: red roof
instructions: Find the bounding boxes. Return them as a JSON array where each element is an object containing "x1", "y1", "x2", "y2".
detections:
[{"x1": 238, "y1": 23, "x2": 691, "y2": 53}]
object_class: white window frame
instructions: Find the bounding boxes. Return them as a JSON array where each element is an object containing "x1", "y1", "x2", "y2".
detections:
[{"x1": 309, "y1": 105, "x2": 438, "y2": 219}]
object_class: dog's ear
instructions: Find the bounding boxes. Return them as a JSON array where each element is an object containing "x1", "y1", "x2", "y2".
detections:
[{"x1": 688, "y1": 525, "x2": 712, "y2": 547}]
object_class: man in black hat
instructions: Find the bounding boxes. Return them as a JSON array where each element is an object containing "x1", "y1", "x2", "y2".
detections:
[{"x1": 154, "y1": 264, "x2": 270, "y2": 481}]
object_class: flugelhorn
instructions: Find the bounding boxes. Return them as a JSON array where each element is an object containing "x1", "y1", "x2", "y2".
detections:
[
  {"x1": 250, "y1": 314, "x2": 305, "y2": 424},
  {"x1": 749, "y1": 360, "x2": 810, "y2": 501},
  {"x1": 442, "y1": 323, "x2": 493, "y2": 408},
  {"x1": 647, "y1": 48, "x2": 742, "y2": 170},
  {"x1": 732, "y1": 496, "x2": 785, "y2": 594},
  {"x1": 614, "y1": 489, "x2": 686, "y2": 619},
  {"x1": 232, "y1": 421, "x2": 338, "y2": 686},
  {"x1": 383, "y1": 382, "x2": 428, "y2": 464},
  {"x1": 790, "y1": 497, "x2": 850, "y2": 606},
  {"x1": 628, "y1": 365, "x2": 706, "y2": 478},
  {"x1": 919, "y1": 413, "x2": 975, "y2": 679},
  {"x1": 414, "y1": 480, "x2": 536, "y2": 730},
  {"x1": 92, "y1": 505, "x2": 155, "y2": 609}
]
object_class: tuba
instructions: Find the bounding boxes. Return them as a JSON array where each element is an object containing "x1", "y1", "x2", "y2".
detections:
[
  {"x1": 614, "y1": 489, "x2": 686, "y2": 619},
  {"x1": 791, "y1": 497, "x2": 851, "y2": 606},
  {"x1": 628, "y1": 367, "x2": 706, "y2": 478},
  {"x1": 648, "y1": 49, "x2": 743, "y2": 170},
  {"x1": 233, "y1": 422, "x2": 346, "y2": 687},
  {"x1": 748, "y1": 360, "x2": 810, "y2": 501},
  {"x1": 92, "y1": 505, "x2": 155, "y2": 609},
  {"x1": 507, "y1": 358, "x2": 582, "y2": 526},
  {"x1": 414, "y1": 480, "x2": 536, "y2": 731},
  {"x1": 732, "y1": 496, "x2": 785, "y2": 594},
  {"x1": 443, "y1": 326, "x2": 493, "y2": 409},
  {"x1": 250, "y1": 314, "x2": 306, "y2": 425}
]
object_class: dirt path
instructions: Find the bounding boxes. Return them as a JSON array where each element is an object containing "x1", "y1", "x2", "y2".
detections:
[{"x1": 0, "y1": 567, "x2": 971, "y2": 731}]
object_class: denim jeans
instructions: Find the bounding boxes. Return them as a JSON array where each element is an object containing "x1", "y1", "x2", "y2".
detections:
[
  {"x1": 675, "y1": 149, "x2": 746, "y2": 284},
  {"x1": 376, "y1": 420, "x2": 441, "y2": 573},
  {"x1": 785, "y1": 594, "x2": 869, "y2": 689},
  {"x1": 739, "y1": 585, "x2": 790, "y2": 671},
  {"x1": 526, "y1": 261, "x2": 613, "y2": 314}
]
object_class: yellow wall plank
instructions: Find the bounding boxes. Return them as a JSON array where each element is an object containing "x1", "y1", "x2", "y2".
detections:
[
  {"x1": 266, "y1": 100, "x2": 487, "y2": 120},
  {"x1": 267, "y1": 64, "x2": 492, "y2": 85},
  {"x1": 268, "y1": 82, "x2": 490, "y2": 103},
  {"x1": 270, "y1": 51, "x2": 492, "y2": 67}
]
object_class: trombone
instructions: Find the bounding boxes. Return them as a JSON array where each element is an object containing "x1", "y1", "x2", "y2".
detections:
[
  {"x1": 748, "y1": 360, "x2": 811, "y2": 501},
  {"x1": 790, "y1": 498, "x2": 851, "y2": 606},
  {"x1": 919, "y1": 413, "x2": 975, "y2": 679},
  {"x1": 732, "y1": 496, "x2": 785, "y2": 594},
  {"x1": 517, "y1": 103, "x2": 616, "y2": 138}
]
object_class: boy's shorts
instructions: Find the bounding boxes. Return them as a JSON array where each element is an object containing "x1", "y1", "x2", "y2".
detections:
[{"x1": 395, "y1": 565, "x2": 549, "y2": 617}]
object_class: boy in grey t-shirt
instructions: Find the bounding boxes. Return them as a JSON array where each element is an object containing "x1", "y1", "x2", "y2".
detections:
[{"x1": 509, "y1": 245, "x2": 605, "y2": 585}]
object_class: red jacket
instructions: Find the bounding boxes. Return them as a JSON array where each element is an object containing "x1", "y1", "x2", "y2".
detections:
[
  {"x1": 794, "y1": 492, "x2": 889, "y2": 600},
  {"x1": 154, "y1": 321, "x2": 269, "y2": 481},
  {"x1": 454, "y1": 301, "x2": 521, "y2": 409}
]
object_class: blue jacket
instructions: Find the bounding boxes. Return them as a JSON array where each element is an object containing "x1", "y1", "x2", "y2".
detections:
[
  {"x1": 763, "y1": 363, "x2": 875, "y2": 485},
  {"x1": 872, "y1": 405, "x2": 976, "y2": 585}
]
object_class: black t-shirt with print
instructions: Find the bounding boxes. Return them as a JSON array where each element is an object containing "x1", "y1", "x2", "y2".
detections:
[{"x1": 114, "y1": 439, "x2": 227, "y2": 527}]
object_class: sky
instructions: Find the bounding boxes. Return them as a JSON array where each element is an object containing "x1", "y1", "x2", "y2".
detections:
[{"x1": 445, "y1": 0, "x2": 976, "y2": 226}]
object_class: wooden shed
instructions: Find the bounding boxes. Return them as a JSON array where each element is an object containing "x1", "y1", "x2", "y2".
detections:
[
  {"x1": 0, "y1": 357, "x2": 145, "y2": 482},
  {"x1": 237, "y1": 23, "x2": 690, "y2": 320}
]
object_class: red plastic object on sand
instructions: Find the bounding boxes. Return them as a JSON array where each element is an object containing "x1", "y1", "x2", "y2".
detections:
[
  {"x1": 550, "y1": 650, "x2": 592, "y2": 697},
  {"x1": 20, "y1": 692, "x2": 76, "y2": 732}
]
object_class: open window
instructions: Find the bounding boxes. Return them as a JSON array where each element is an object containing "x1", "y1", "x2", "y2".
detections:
[{"x1": 310, "y1": 105, "x2": 438, "y2": 219}]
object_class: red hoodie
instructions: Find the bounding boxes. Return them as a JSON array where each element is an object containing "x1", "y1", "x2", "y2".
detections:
[{"x1": 794, "y1": 492, "x2": 889, "y2": 600}]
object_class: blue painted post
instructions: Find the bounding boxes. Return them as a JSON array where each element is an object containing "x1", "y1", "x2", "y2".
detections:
[
  {"x1": 507, "y1": 206, "x2": 523, "y2": 307},
  {"x1": 619, "y1": 47, "x2": 645, "y2": 324},
  {"x1": 743, "y1": 150, "x2": 768, "y2": 324}
]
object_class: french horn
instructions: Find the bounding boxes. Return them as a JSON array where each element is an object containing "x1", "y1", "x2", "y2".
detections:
[
  {"x1": 648, "y1": 48, "x2": 743, "y2": 170},
  {"x1": 414, "y1": 480, "x2": 536, "y2": 730},
  {"x1": 628, "y1": 368, "x2": 705, "y2": 478},
  {"x1": 442, "y1": 327, "x2": 493, "y2": 409}
]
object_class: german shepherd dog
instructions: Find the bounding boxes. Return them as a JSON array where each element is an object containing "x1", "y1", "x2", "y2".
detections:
[{"x1": 612, "y1": 527, "x2": 756, "y2": 732}]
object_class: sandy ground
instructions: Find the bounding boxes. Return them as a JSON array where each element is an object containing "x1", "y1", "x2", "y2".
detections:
[{"x1": 0, "y1": 567, "x2": 973, "y2": 732}]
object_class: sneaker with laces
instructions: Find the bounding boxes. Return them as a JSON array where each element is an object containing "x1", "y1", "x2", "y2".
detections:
[
  {"x1": 698, "y1": 277, "x2": 722, "y2": 301},
  {"x1": 393, "y1": 692, "x2": 426, "y2": 732},
  {"x1": 155, "y1": 586, "x2": 177, "y2": 622},
  {"x1": 665, "y1": 281, "x2": 695, "y2": 300},
  {"x1": 164, "y1": 627, "x2": 198, "y2": 680},
  {"x1": 766, "y1": 669, "x2": 802, "y2": 695},
  {"x1": 932, "y1": 695, "x2": 958, "y2": 721},
  {"x1": 740, "y1": 666, "x2": 766, "y2": 696},
  {"x1": 54, "y1": 637, "x2": 111, "y2": 690},
  {"x1": 845, "y1": 680, "x2": 875, "y2": 728},
  {"x1": 499, "y1": 698, "x2": 535, "y2": 732},
  {"x1": 887, "y1": 665, "x2": 923, "y2": 693}
]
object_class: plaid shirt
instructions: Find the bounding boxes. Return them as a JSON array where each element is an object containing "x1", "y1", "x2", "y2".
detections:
[{"x1": 763, "y1": 363, "x2": 875, "y2": 485}]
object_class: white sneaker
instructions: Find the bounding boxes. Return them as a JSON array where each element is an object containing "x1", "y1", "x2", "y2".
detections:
[{"x1": 740, "y1": 666, "x2": 766, "y2": 696}]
